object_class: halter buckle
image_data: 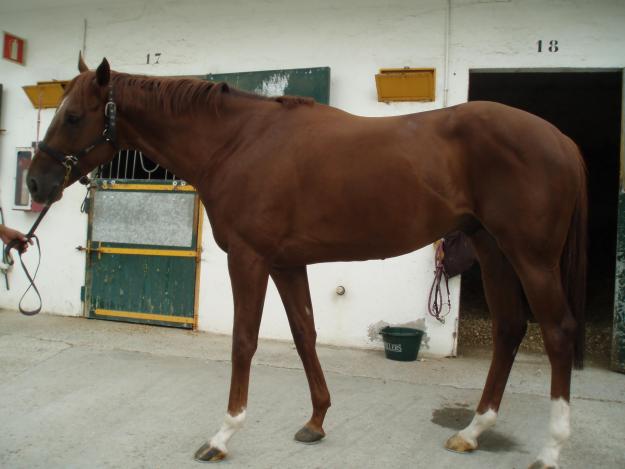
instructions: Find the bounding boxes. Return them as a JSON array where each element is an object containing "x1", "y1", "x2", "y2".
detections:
[
  {"x1": 105, "y1": 101, "x2": 116, "y2": 117},
  {"x1": 64, "y1": 155, "x2": 79, "y2": 167}
]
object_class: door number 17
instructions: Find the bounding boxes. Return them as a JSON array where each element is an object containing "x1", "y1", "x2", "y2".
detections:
[{"x1": 146, "y1": 53, "x2": 162, "y2": 64}]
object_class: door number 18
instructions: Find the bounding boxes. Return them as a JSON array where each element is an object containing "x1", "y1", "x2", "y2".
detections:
[{"x1": 537, "y1": 40, "x2": 559, "y2": 53}]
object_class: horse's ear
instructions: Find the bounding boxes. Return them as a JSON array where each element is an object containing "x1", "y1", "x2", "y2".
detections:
[
  {"x1": 78, "y1": 51, "x2": 89, "y2": 73},
  {"x1": 95, "y1": 58, "x2": 110, "y2": 87}
]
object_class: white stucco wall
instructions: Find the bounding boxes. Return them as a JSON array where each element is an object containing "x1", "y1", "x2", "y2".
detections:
[{"x1": 1, "y1": 0, "x2": 624, "y2": 357}]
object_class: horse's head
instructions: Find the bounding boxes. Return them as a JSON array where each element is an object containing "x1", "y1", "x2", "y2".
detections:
[{"x1": 27, "y1": 54, "x2": 118, "y2": 204}]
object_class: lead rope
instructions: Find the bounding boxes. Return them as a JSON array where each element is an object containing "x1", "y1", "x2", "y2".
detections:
[
  {"x1": 4, "y1": 93, "x2": 48, "y2": 315},
  {"x1": 8, "y1": 144, "x2": 80, "y2": 315},
  {"x1": 4, "y1": 159, "x2": 64, "y2": 316},
  {"x1": 4, "y1": 205, "x2": 49, "y2": 315},
  {"x1": 428, "y1": 239, "x2": 451, "y2": 324}
]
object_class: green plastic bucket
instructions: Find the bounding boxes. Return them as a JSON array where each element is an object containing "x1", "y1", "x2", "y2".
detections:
[{"x1": 380, "y1": 326, "x2": 424, "y2": 361}]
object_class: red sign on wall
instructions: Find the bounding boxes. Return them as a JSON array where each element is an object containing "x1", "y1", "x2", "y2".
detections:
[{"x1": 3, "y1": 32, "x2": 26, "y2": 65}]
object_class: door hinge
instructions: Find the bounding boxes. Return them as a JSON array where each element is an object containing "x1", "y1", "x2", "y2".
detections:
[{"x1": 80, "y1": 285, "x2": 85, "y2": 302}]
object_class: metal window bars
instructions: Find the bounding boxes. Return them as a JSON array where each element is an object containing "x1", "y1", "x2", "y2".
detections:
[{"x1": 95, "y1": 149, "x2": 177, "y2": 182}]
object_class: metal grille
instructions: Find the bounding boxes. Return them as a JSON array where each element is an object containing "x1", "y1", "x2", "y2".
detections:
[{"x1": 96, "y1": 149, "x2": 177, "y2": 181}]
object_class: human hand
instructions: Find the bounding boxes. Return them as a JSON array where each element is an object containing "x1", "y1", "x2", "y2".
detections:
[{"x1": 0, "y1": 225, "x2": 32, "y2": 253}]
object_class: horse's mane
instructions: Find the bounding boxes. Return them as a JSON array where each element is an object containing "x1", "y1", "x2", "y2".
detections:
[{"x1": 69, "y1": 72, "x2": 314, "y2": 116}]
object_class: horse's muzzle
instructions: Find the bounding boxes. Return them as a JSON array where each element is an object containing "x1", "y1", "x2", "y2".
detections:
[{"x1": 27, "y1": 173, "x2": 63, "y2": 205}]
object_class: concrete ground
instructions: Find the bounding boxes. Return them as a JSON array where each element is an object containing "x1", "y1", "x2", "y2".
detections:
[{"x1": 1, "y1": 310, "x2": 624, "y2": 469}]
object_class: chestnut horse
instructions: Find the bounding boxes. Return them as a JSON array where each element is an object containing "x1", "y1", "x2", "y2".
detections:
[{"x1": 27, "y1": 56, "x2": 586, "y2": 469}]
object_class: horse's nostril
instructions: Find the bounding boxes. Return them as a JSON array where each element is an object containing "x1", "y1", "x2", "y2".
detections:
[{"x1": 27, "y1": 177, "x2": 38, "y2": 194}]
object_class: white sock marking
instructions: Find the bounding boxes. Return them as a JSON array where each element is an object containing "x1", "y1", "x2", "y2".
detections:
[
  {"x1": 209, "y1": 410, "x2": 246, "y2": 453},
  {"x1": 458, "y1": 409, "x2": 497, "y2": 447},
  {"x1": 536, "y1": 398, "x2": 570, "y2": 468}
]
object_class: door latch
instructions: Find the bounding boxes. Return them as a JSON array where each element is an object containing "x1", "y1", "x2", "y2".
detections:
[{"x1": 76, "y1": 242, "x2": 102, "y2": 259}]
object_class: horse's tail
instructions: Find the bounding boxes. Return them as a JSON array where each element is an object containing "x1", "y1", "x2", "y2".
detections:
[{"x1": 561, "y1": 145, "x2": 588, "y2": 370}]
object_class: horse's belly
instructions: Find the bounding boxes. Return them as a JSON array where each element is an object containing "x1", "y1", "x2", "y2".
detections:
[{"x1": 273, "y1": 210, "x2": 448, "y2": 265}]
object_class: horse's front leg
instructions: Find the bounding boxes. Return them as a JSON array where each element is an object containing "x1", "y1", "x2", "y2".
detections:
[
  {"x1": 271, "y1": 266, "x2": 331, "y2": 444},
  {"x1": 194, "y1": 243, "x2": 269, "y2": 462}
]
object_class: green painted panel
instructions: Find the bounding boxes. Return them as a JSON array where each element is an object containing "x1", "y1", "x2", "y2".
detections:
[
  {"x1": 206, "y1": 67, "x2": 331, "y2": 105},
  {"x1": 88, "y1": 253, "x2": 196, "y2": 328}
]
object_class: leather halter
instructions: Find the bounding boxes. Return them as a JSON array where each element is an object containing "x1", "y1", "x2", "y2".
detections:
[{"x1": 37, "y1": 84, "x2": 118, "y2": 185}]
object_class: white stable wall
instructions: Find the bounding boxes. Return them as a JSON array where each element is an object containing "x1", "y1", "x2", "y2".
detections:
[{"x1": 1, "y1": 0, "x2": 624, "y2": 357}]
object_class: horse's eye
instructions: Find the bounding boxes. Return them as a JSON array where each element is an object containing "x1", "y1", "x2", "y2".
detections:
[{"x1": 66, "y1": 114, "x2": 81, "y2": 125}]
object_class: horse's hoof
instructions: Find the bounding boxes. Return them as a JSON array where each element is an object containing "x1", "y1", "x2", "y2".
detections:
[
  {"x1": 194, "y1": 442, "x2": 226, "y2": 463},
  {"x1": 444, "y1": 433, "x2": 477, "y2": 453},
  {"x1": 294, "y1": 425, "x2": 325, "y2": 444},
  {"x1": 528, "y1": 461, "x2": 557, "y2": 469}
]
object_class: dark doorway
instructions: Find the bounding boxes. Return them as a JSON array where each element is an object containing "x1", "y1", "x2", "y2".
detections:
[{"x1": 461, "y1": 70, "x2": 622, "y2": 358}]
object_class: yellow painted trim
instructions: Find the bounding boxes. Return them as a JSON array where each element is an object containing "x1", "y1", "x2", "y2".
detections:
[
  {"x1": 98, "y1": 247, "x2": 197, "y2": 257},
  {"x1": 95, "y1": 309, "x2": 194, "y2": 324},
  {"x1": 100, "y1": 183, "x2": 196, "y2": 192}
]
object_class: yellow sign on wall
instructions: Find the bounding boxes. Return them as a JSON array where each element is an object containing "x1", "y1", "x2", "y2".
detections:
[
  {"x1": 375, "y1": 68, "x2": 436, "y2": 102},
  {"x1": 23, "y1": 81, "x2": 69, "y2": 109}
]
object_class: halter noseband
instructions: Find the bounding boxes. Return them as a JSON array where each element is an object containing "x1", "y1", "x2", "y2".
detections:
[{"x1": 37, "y1": 84, "x2": 118, "y2": 186}]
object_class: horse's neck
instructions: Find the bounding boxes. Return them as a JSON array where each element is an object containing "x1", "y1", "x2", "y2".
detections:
[{"x1": 117, "y1": 96, "x2": 262, "y2": 187}]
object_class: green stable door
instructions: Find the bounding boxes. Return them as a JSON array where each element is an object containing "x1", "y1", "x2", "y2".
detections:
[{"x1": 84, "y1": 181, "x2": 202, "y2": 328}]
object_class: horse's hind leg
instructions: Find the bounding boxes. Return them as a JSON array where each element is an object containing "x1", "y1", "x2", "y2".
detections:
[
  {"x1": 446, "y1": 229, "x2": 529, "y2": 452},
  {"x1": 195, "y1": 242, "x2": 270, "y2": 462},
  {"x1": 515, "y1": 263, "x2": 576, "y2": 469},
  {"x1": 271, "y1": 266, "x2": 331, "y2": 443}
]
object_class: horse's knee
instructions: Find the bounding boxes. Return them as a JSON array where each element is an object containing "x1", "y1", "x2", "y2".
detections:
[
  {"x1": 292, "y1": 326, "x2": 316, "y2": 345},
  {"x1": 232, "y1": 336, "x2": 258, "y2": 363}
]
